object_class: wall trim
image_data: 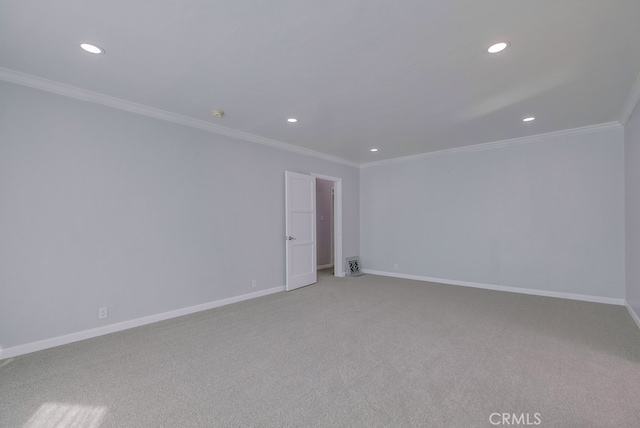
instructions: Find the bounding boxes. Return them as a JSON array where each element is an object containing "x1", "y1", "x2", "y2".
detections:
[
  {"x1": 0, "y1": 67, "x2": 358, "y2": 168},
  {"x1": 317, "y1": 264, "x2": 334, "y2": 270},
  {"x1": 1, "y1": 67, "x2": 628, "y2": 170},
  {"x1": 0, "y1": 286, "x2": 284, "y2": 360},
  {"x1": 620, "y1": 69, "x2": 640, "y2": 125},
  {"x1": 625, "y1": 301, "x2": 640, "y2": 331},
  {"x1": 362, "y1": 269, "x2": 625, "y2": 306},
  {"x1": 360, "y1": 121, "x2": 623, "y2": 169}
]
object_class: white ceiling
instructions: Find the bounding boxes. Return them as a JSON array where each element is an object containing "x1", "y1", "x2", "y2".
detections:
[{"x1": 2, "y1": 0, "x2": 640, "y2": 165}]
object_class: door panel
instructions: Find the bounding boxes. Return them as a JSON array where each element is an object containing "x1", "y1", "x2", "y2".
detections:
[
  {"x1": 291, "y1": 212, "x2": 313, "y2": 241},
  {"x1": 285, "y1": 172, "x2": 317, "y2": 291}
]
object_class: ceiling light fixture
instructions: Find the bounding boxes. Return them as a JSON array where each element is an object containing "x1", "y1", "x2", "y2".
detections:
[
  {"x1": 487, "y1": 42, "x2": 509, "y2": 54},
  {"x1": 80, "y1": 43, "x2": 105, "y2": 54},
  {"x1": 287, "y1": 118, "x2": 298, "y2": 123},
  {"x1": 370, "y1": 148, "x2": 378, "y2": 152},
  {"x1": 523, "y1": 117, "x2": 535, "y2": 122}
]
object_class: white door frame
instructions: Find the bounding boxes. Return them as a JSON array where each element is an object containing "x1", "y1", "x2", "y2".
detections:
[{"x1": 311, "y1": 173, "x2": 344, "y2": 277}]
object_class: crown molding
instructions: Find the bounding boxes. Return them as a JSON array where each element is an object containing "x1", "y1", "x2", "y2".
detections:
[
  {"x1": 0, "y1": 67, "x2": 627, "y2": 170},
  {"x1": 620, "y1": 69, "x2": 640, "y2": 125},
  {"x1": 0, "y1": 67, "x2": 359, "y2": 168},
  {"x1": 360, "y1": 121, "x2": 623, "y2": 169}
]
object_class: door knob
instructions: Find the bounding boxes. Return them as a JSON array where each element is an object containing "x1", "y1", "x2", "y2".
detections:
[{"x1": 286, "y1": 236, "x2": 296, "y2": 240}]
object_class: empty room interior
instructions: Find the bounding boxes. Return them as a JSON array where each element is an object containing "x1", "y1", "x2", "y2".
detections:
[{"x1": 2, "y1": 1, "x2": 640, "y2": 427}]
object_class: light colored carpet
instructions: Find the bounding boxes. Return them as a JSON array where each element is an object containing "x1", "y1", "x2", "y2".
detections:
[{"x1": 1, "y1": 272, "x2": 639, "y2": 427}]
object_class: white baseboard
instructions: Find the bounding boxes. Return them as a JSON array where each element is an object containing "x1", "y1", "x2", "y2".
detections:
[
  {"x1": 362, "y1": 269, "x2": 625, "y2": 306},
  {"x1": 625, "y1": 301, "x2": 640, "y2": 331},
  {"x1": 0, "y1": 286, "x2": 285, "y2": 360},
  {"x1": 317, "y1": 264, "x2": 334, "y2": 270}
]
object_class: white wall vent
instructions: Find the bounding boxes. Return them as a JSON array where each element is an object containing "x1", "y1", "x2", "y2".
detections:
[{"x1": 345, "y1": 257, "x2": 364, "y2": 277}]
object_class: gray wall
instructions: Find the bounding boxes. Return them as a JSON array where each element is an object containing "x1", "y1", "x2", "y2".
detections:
[
  {"x1": 626, "y1": 103, "x2": 640, "y2": 318},
  {"x1": 316, "y1": 179, "x2": 333, "y2": 267},
  {"x1": 361, "y1": 126, "x2": 625, "y2": 299},
  {"x1": 0, "y1": 81, "x2": 359, "y2": 349}
]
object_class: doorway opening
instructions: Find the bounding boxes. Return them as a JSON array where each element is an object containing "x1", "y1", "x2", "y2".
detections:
[
  {"x1": 312, "y1": 173, "x2": 344, "y2": 277},
  {"x1": 315, "y1": 178, "x2": 334, "y2": 272}
]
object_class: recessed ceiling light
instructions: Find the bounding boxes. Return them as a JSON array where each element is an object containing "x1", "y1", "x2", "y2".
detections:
[
  {"x1": 80, "y1": 43, "x2": 104, "y2": 55},
  {"x1": 287, "y1": 118, "x2": 298, "y2": 123},
  {"x1": 523, "y1": 117, "x2": 535, "y2": 122},
  {"x1": 370, "y1": 148, "x2": 378, "y2": 152},
  {"x1": 487, "y1": 42, "x2": 509, "y2": 54}
]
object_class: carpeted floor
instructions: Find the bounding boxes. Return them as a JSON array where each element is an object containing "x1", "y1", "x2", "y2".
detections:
[{"x1": 1, "y1": 272, "x2": 639, "y2": 427}]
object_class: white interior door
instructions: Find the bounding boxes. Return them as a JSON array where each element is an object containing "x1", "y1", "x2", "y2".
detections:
[{"x1": 285, "y1": 171, "x2": 317, "y2": 291}]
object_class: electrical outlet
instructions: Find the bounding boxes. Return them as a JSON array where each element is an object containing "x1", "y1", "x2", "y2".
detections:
[
  {"x1": 252, "y1": 279, "x2": 257, "y2": 288},
  {"x1": 394, "y1": 263, "x2": 399, "y2": 271},
  {"x1": 98, "y1": 307, "x2": 108, "y2": 319}
]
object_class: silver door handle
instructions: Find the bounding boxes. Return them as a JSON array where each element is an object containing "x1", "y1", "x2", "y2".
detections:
[{"x1": 286, "y1": 236, "x2": 296, "y2": 240}]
